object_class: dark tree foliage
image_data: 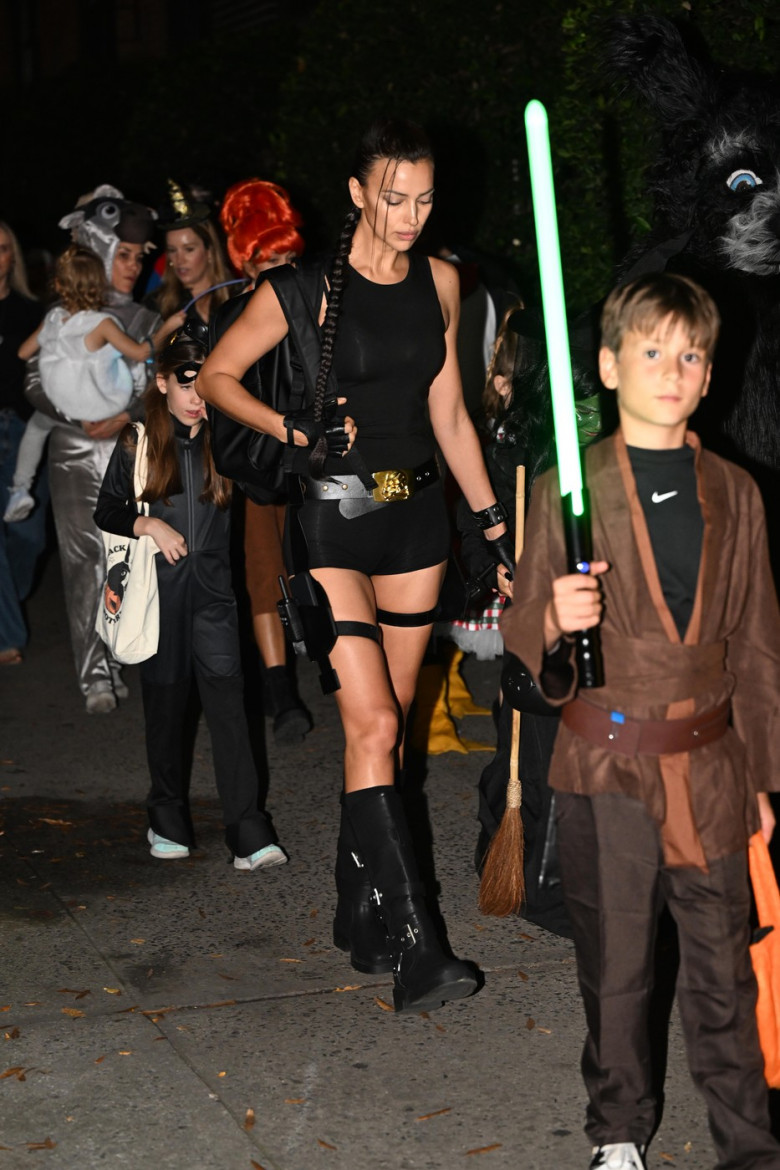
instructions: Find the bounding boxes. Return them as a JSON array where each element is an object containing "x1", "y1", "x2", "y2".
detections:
[{"x1": 2, "y1": 0, "x2": 777, "y2": 309}]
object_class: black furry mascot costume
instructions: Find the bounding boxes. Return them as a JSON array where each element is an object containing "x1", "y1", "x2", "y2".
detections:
[{"x1": 609, "y1": 15, "x2": 780, "y2": 565}]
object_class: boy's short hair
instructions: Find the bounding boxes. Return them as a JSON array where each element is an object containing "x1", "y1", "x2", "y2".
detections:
[{"x1": 601, "y1": 273, "x2": 720, "y2": 358}]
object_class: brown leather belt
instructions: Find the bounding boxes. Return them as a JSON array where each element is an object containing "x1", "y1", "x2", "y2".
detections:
[{"x1": 561, "y1": 697, "x2": 730, "y2": 757}]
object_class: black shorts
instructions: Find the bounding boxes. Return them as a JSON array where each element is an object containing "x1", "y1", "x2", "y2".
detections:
[{"x1": 294, "y1": 480, "x2": 450, "y2": 576}]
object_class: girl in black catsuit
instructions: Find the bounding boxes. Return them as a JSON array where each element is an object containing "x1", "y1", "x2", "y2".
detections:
[
  {"x1": 199, "y1": 119, "x2": 512, "y2": 1012},
  {"x1": 94, "y1": 337, "x2": 286, "y2": 871}
]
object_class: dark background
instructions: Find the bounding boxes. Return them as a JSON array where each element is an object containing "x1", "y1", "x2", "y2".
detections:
[{"x1": 2, "y1": 0, "x2": 779, "y2": 307}]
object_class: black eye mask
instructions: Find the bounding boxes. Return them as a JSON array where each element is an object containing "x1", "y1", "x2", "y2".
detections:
[{"x1": 172, "y1": 363, "x2": 202, "y2": 385}]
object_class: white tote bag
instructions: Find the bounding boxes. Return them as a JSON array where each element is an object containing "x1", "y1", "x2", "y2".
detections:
[{"x1": 95, "y1": 424, "x2": 160, "y2": 664}]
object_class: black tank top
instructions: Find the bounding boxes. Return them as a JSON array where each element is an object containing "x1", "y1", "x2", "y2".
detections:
[{"x1": 330, "y1": 252, "x2": 446, "y2": 473}]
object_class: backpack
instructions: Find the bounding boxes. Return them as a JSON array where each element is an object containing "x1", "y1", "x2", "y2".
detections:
[{"x1": 206, "y1": 263, "x2": 329, "y2": 503}]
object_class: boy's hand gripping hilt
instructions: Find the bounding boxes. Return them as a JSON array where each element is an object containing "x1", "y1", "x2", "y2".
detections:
[{"x1": 562, "y1": 491, "x2": 604, "y2": 689}]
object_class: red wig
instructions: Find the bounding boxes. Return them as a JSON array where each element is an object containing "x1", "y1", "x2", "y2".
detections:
[{"x1": 220, "y1": 179, "x2": 304, "y2": 272}]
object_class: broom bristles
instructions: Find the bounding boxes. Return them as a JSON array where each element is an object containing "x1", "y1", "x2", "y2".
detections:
[{"x1": 478, "y1": 805, "x2": 525, "y2": 916}]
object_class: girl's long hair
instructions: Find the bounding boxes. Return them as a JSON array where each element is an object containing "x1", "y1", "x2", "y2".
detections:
[
  {"x1": 308, "y1": 118, "x2": 434, "y2": 478},
  {"x1": 157, "y1": 220, "x2": 233, "y2": 319},
  {"x1": 130, "y1": 335, "x2": 232, "y2": 509},
  {"x1": 0, "y1": 220, "x2": 35, "y2": 299}
]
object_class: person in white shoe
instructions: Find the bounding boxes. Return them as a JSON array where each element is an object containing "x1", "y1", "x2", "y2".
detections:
[
  {"x1": 95, "y1": 335, "x2": 286, "y2": 871},
  {"x1": 503, "y1": 274, "x2": 780, "y2": 1169},
  {"x1": 7, "y1": 245, "x2": 181, "y2": 525}
]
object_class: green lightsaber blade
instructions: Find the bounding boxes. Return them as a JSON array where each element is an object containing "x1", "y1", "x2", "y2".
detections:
[{"x1": 524, "y1": 99, "x2": 584, "y2": 515}]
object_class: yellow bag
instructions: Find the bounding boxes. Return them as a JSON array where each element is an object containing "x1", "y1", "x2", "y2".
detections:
[{"x1": 748, "y1": 831, "x2": 780, "y2": 1088}]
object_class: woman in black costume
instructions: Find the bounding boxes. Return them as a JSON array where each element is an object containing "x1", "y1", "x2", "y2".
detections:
[{"x1": 199, "y1": 119, "x2": 511, "y2": 1013}]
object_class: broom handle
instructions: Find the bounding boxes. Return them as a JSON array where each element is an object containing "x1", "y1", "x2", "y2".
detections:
[{"x1": 508, "y1": 466, "x2": 526, "y2": 790}]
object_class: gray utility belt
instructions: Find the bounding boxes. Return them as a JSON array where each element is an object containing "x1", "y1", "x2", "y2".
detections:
[{"x1": 301, "y1": 457, "x2": 439, "y2": 511}]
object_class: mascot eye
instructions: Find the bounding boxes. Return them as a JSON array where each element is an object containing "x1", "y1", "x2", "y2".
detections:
[
  {"x1": 726, "y1": 169, "x2": 762, "y2": 193},
  {"x1": 95, "y1": 200, "x2": 122, "y2": 226}
]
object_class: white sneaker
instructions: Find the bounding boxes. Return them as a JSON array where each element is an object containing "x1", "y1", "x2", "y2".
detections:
[
  {"x1": 85, "y1": 686, "x2": 117, "y2": 715},
  {"x1": 147, "y1": 828, "x2": 190, "y2": 860},
  {"x1": 4, "y1": 488, "x2": 35, "y2": 523},
  {"x1": 590, "y1": 1144, "x2": 646, "y2": 1169},
  {"x1": 234, "y1": 844, "x2": 288, "y2": 871}
]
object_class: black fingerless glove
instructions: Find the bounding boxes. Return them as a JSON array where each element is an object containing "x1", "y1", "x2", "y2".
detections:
[
  {"x1": 283, "y1": 397, "x2": 349, "y2": 454},
  {"x1": 484, "y1": 531, "x2": 514, "y2": 583}
]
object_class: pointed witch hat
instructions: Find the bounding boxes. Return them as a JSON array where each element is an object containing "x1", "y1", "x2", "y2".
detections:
[{"x1": 156, "y1": 179, "x2": 211, "y2": 231}]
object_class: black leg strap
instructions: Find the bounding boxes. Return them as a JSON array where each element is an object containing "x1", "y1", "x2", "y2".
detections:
[
  {"x1": 335, "y1": 621, "x2": 381, "y2": 643},
  {"x1": 376, "y1": 607, "x2": 438, "y2": 627}
]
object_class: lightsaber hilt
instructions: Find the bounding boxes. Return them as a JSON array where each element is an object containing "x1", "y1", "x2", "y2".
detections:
[{"x1": 562, "y1": 492, "x2": 604, "y2": 689}]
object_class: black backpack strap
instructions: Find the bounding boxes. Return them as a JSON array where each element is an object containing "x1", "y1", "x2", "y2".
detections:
[{"x1": 268, "y1": 264, "x2": 376, "y2": 491}]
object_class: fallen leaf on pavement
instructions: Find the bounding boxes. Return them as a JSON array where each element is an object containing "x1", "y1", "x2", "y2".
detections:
[
  {"x1": 285, "y1": 1098, "x2": 305, "y2": 1104},
  {"x1": 374, "y1": 997, "x2": 394, "y2": 1012},
  {"x1": 279, "y1": 958, "x2": 303, "y2": 964},
  {"x1": 525, "y1": 1017, "x2": 535, "y2": 1030},
  {"x1": 38, "y1": 818, "x2": 73, "y2": 827},
  {"x1": 217, "y1": 973, "x2": 238, "y2": 981},
  {"x1": 103, "y1": 988, "x2": 121, "y2": 996},
  {"x1": 317, "y1": 1139, "x2": 337, "y2": 1150},
  {"x1": 334, "y1": 985, "x2": 361, "y2": 992},
  {"x1": 0, "y1": 1066, "x2": 26, "y2": 1080},
  {"x1": 466, "y1": 1144, "x2": 502, "y2": 1155},
  {"x1": 4, "y1": 1028, "x2": 20, "y2": 1040},
  {"x1": 250, "y1": 1161, "x2": 266, "y2": 1169},
  {"x1": 94, "y1": 1056, "x2": 106, "y2": 1064},
  {"x1": 537, "y1": 1027, "x2": 552, "y2": 1034},
  {"x1": 57, "y1": 989, "x2": 90, "y2": 997},
  {"x1": 61, "y1": 1009, "x2": 84, "y2": 1019},
  {"x1": 118, "y1": 1051, "x2": 133, "y2": 1056},
  {"x1": 244, "y1": 1108, "x2": 255, "y2": 1131},
  {"x1": 517, "y1": 970, "x2": 529, "y2": 981},
  {"x1": 660, "y1": 1156, "x2": 675, "y2": 1163},
  {"x1": 26, "y1": 1139, "x2": 56, "y2": 1150},
  {"x1": 218, "y1": 1071, "x2": 226, "y2": 1078},
  {"x1": 0, "y1": 1007, "x2": 9, "y2": 1013},
  {"x1": 130, "y1": 939, "x2": 145, "y2": 945},
  {"x1": 416, "y1": 1107, "x2": 451, "y2": 1122}
]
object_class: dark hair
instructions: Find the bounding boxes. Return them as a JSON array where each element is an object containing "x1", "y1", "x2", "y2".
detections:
[
  {"x1": 128, "y1": 335, "x2": 231, "y2": 509},
  {"x1": 601, "y1": 273, "x2": 720, "y2": 357},
  {"x1": 308, "y1": 118, "x2": 434, "y2": 477}
]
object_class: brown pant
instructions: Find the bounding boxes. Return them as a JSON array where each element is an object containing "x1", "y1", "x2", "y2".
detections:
[
  {"x1": 244, "y1": 500, "x2": 287, "y2": 616},
  {"x1": 556, "y1": 790, "x2": 780, "y2": 1168}
]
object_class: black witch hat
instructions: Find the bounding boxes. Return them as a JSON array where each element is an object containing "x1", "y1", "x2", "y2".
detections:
[{"x1": 156, "y1": 179, "x2": 212, "y2": 231}]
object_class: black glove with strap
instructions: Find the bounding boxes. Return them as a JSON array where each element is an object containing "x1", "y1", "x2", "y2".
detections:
[
  {"x1": 283, "y1": 397, "x2": 350, "y2": 455},
  {"x1": 483, "y1": 531, "x2": 514, "y2": 584}
]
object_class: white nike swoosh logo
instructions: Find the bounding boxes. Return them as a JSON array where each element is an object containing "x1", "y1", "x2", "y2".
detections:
[{"x1": 651, "y1": 490, "x2": 678, "y2": 503}]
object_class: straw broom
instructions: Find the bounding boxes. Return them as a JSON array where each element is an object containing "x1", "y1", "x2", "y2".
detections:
[{"x1": 478, "y1": 465, "x2": 526, "y2": 917}]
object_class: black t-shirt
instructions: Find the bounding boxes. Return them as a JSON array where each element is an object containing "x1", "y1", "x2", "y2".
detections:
[
  {"x1": 0, "y1": 289, "x2": 44, "y2": 419},
  {"x1": 627, "y1": 444, "x2": 702, "y2": 640}
]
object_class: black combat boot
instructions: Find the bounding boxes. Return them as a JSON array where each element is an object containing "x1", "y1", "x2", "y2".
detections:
[
  {"x1": 332, "y1": 799, "x2": 394, "y2": 974},
  {"x1": 344, "y1": 786, "x2": 478, "y2": 1013}
]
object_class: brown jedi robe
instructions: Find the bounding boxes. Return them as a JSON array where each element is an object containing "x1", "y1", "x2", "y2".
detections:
[{"x1": 500, "y1": 430, "x2": 780, "y2": 867}]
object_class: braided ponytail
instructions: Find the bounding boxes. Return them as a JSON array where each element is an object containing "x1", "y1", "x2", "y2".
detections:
[{"x1": 308, "y1": 205, "x2": 360, "y2": 477}]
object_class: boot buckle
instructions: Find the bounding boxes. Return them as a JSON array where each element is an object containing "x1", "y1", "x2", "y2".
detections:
[
  {"x1": 350, "y1": 850, "x2": 366, "y2": 870},
  {"x1": 371, "y1": 886, "x2": 383, "y2": 907},
  {"x1": 400, "y1": 922, "x2": 417, "y2": 950}
]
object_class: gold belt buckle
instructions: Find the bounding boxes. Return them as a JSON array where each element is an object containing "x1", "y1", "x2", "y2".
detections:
[{"x1": 372, "y1": 468, "x2": 413, "y2": 502}]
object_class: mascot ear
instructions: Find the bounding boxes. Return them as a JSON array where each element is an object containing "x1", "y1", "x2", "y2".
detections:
[{"x1": 607, "y1": 15, "x2": 716, "y2": 129}]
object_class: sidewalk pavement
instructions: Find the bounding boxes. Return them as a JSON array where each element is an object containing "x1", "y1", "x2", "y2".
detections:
[{"x1": 1, "y1": 555, "x2": 723, "y2": 1169}]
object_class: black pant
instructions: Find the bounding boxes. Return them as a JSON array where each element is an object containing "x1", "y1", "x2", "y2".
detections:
[
  {"x1": 556, "y1": 790, "x2": 780, "y2": 1168},
  {"x1": 140, "y1": 582, "x2": 274, "y2": 857}
]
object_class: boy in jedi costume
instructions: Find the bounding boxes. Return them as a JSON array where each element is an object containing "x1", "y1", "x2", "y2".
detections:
[{"x1": 501, "y1": 273, "x2": 780, "y2": 1170}]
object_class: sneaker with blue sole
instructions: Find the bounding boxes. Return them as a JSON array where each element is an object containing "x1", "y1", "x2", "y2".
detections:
[
  {"x1": 234, "y1": 844, "x2": 288, "y2": 871},
  {"x1": 147, "y1": 828, "x2": 190, "y2": 860}
]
